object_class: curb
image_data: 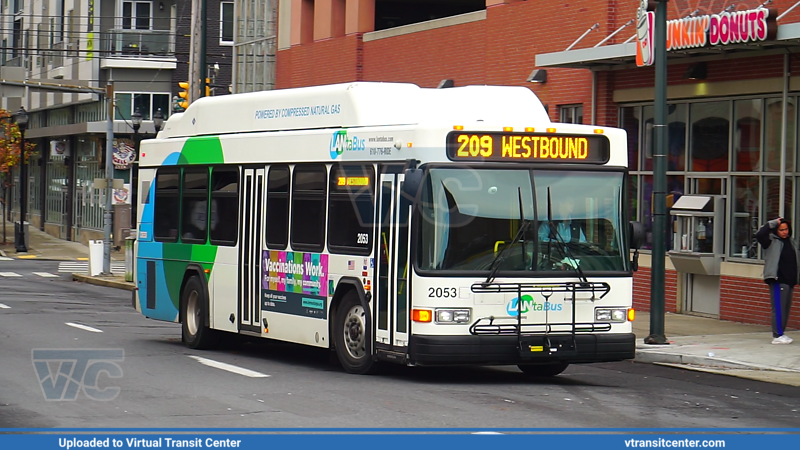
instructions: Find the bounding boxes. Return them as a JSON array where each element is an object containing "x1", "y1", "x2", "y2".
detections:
[
  {"x1": 634, "y1": 350, "x2": 797, "y2": 372},
  {"x1": 72, "y1": 273, "x2": 136, "y2": 291}
]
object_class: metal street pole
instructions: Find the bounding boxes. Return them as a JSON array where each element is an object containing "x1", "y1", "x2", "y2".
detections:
[
  {"x1": 646, "y1": 0, "x2": 669, "y2": 345},
  {"x1": 103, "y1": 80, "x2": 115, "y2": 276},
  {"x1": 13, "y1": 107, "x2": 29, "y2": 253}
]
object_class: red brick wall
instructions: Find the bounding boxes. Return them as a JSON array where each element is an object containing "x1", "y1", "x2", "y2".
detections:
[
  {"x1": 633, "y1": 268, "x2": 679, "y2": 313},
  {"x1": 276, "y1": 35, "x2": 363, "y2": 88},
  {"x1": 720, "y1": 276, "x2": 800, "y2": 330},
  {"x1": 362, "y1": 20, "x2": 486, "y2": 88}
]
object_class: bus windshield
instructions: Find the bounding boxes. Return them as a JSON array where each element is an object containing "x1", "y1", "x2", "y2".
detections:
[{"x1": 417, "y1": 168, "x2": 628, "y2": 273}]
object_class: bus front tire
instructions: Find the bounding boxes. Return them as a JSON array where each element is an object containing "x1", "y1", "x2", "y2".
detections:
[
  {"x1": 333, "y1": 292, "x2": 375, "y2": 374},
  {"x1": 517, "y1": 362, "x2": 569, "y2": 377},
  {"x1": 181, "y1": 276, "x2": 216, "y2": 350}
]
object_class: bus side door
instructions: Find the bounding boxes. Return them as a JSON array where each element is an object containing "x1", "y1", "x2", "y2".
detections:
[{"x1": 374, "y1": 167, "x2": 411, "y2": 352}]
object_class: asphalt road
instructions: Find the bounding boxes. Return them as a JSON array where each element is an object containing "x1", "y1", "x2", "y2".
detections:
[{"x1": 1, "y1": 259, "x2": 799, "y2": 429}]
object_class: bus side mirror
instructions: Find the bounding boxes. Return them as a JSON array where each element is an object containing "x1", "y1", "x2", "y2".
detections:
[
  {"x1": 630, "y1": 221, "x2": 645, "y2": 272},
  {"x1": 402, "y1": 167, "x2": 424, "y2": 200},
  {"x1": 630, "y1": 221, "x2": 645, "y2": 249}
]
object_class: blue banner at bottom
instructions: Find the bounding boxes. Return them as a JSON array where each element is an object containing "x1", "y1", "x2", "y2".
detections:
[{"x1": 0, "y1": 433, "x2": 799, "y2": 450}]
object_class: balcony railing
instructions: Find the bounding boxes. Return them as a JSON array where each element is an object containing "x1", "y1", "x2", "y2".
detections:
[{"x1": 103, "y1": 29, "x2": 174, "y2": 58}]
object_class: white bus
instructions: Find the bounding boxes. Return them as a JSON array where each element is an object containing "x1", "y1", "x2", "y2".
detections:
[{"x1": 133, "y1": 82, "x2": 645, "y2": 376}]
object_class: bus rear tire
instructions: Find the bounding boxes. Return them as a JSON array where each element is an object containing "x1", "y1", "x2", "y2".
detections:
[
  {"x1": 181, "y1": 276, "x2": 216, "y2": 350},
  {"x1": 334, "y1": 292, "x2": 375, "y2": 374},
  {"x1": 517, "y1": 362, "x2": 569, "y2": 377}
]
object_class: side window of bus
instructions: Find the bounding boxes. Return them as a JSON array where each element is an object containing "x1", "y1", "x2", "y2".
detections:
[
  {"x1": 154, "y1": 168, "x2": 180, "y2": 242},
  {"x1": 328, "y1": 165, "x2": 374, "y2": 255},
  {"x1": 181, "y1": 168, "x2": 209, "y2": 244},
  {"x1": 210, "y1": 167, "x2": 239, "y2": 246},
  {"x1": 266, "y1": 165, "x2": 290, "y2": 249},
  {"x1": 290, "y1": 164, "x2": 327, "y2": 252}
]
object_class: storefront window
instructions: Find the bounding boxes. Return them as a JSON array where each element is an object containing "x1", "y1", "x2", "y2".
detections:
[
  {"x1": 641, "y1": 175, "x2": 684, "y2": 250},
  {"x1": 763, "y1": 177, "x2": 793, "y2": 225},
  {"x1": 643, "y1": 104, "x2": 686, "y2": 171},
  {"x1": 733, "y1": 99, "x2": 762, "y2": 172},
  {"x1": 620, "y1": 106, "x2": 640, "y2": 171},
  {"x1": 731, "y1": 176, "x2": 759, "y2": 259},
  {"x1": 690, "y1": 101, "x2": 730, "y2": 172},
  {"x1": 764, "y1": 98, "x2": 796, "y2": 172}
]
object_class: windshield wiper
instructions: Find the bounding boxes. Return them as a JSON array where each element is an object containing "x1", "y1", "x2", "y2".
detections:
[
  {"x1": 545, "y1": 188, "x2": 589, "y2": 284},
  {"x1": 482, "y1": 187, "x2": 531, "y2": 287}
]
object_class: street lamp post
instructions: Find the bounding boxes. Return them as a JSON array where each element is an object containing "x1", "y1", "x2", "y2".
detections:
[
  {"x1": 130, "y1": 108, "x2": 142, "y2": 230},
  {"x1": 13, "y1": 107, "x2": 29, "y2": 253},
  {"x1": 130, "y1": 108, "x2": 164, "y2": 230}
]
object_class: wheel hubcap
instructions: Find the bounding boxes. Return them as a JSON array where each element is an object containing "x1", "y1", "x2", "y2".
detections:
[
  {"x1": 187, "y1": 291, "x2": 200, "y2": 336},
  {"x1": 343, "y1": 305, "x2": 366, "y2": 359}
]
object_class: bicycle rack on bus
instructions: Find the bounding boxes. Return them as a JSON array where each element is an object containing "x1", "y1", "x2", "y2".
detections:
[{"x1": 469, "y1": 281, "x2": 611, "y2": 358}]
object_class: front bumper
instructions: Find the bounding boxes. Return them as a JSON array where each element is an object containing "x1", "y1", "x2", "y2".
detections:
[{"x1": 408, "y1": 333, "x2": 635, "y2": 366}]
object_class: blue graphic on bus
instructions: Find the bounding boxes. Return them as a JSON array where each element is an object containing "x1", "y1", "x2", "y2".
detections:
[{"x1": 329, "y1": 130, "x2": 365, "y2": 160}]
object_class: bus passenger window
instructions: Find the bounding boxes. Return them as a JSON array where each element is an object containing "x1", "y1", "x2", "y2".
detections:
[
  {"x1": 290, "y1": 164, "x2": 326, "y2": 252},
  {"x1": 266, "y1": 165, "x2": 290, "y2": 249},
  {"x1": 210, "y1": 168, "x2": 239, "y2": 246},
  {"x1": 153, "y1": 169, "x2": 180, "y2": 242},
  {"x1": 181, "y1": 169, "x2": 209, "y2": 244},
  {"x1": 328, "y1": 165, "x2": 374, "y2": 255}
]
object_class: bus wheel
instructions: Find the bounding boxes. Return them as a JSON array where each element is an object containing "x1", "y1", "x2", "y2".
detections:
[
  {"x1": 517, "y1": 362, "x2": 569, "y2": 377},
  {"x1": 334, "y1": 292, "x2": 374, "y2": 374},
  {"x1": 181, "y1": 276, "x2": 215, "y2": 350}
]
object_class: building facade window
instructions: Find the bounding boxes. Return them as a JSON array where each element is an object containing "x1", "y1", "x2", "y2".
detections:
[
  {"x1": 115, "y1": 93, "x2": 170, "y2": 120},
  {"x1": 122, "y1": 1, "x2": 152, "y2": 30},
  {"x1": 621, "y1": 95, "x2": 800, "y2": 260},
  {"x1": 560, "y1": 104, "x2": 583, "y2": 124},
  {"x1": 221, "y1": 2, "x2": 234, "y2": 44}
]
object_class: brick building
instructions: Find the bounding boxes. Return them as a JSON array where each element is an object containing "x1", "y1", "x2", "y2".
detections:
[{"x1": 272, "y1": 0, "x2": 800, "y2": 331}]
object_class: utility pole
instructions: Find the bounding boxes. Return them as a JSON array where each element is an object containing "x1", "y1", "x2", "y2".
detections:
[
  {"x1": 199, "y1": 0, "x2": 208, "y2": 99},
  {"x1": 189, "y1": 0, "x2": 203, "y2": 102},
  {"x1": 646, "y1": 0, "x2": 669, "y2": 345},
  {"x1": 103, "y1": 80, "x2": 114, "y2": 276}
]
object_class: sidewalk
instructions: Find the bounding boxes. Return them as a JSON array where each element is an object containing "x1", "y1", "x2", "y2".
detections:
[
  {"x1": 3, "y1": 221, "x2": 798, "y2": 385},
  {"x1": 0, "y1": 220, "x2": 124, "y2": 261},
  {"x1": 634, "y1": 311, "x2": 800, "y2": 386}
]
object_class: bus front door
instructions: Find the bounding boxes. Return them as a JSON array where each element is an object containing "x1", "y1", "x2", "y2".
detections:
[
  {"x1": 374, "y1": 170, "x2": 411, "y2": 355},
  {"x1": 238, "y1": 167, "x2": 265, "y2": 333}
]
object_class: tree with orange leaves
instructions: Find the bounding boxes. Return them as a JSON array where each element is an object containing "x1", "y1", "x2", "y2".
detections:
[{"x1": 0, "y1": 108, "x2": 37, "y2": 243}]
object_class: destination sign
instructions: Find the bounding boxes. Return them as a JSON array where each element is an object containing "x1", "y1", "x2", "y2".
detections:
[
  {"x1": 446, "y1": 132, "x2": 610, "y2": 164},
  {"x1": 337, "y1": 176, "x2": 370, "y2": 187}
]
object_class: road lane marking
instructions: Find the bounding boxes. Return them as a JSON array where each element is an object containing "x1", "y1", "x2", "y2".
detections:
[
  {"x1": 0, "y1": 257, "x2": 12, "y2": 261},
  {"x1": 17, "y1": 255, "x2": 37, "y2": 259},
  {"x1": 65, "y1": 322, "x2": 103, "y2": 333},
  {"x1": 187, "y1": 356, "x2": 270, "y2": 378},
  {"x1": 0, "y1": 304, "x2": 9, "y2": 309},
  {"x1": 0, "y1": 272, "x2": 22, "y2": 277},
  {"x1": 33, "y1": 272, "x2": 60, "y2": 278}
]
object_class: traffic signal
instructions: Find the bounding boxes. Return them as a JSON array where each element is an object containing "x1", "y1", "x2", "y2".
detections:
[
  {"x1": 205, "y1": 78, "x2": 211, "y2": 97},
  {"x1": 178, "y1": 81, "x2": 189, "y2": 109}
]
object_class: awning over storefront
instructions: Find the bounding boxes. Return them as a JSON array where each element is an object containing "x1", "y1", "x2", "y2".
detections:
[{"x1": 536, "y1": 22, "x2": 800, "y2": 70}]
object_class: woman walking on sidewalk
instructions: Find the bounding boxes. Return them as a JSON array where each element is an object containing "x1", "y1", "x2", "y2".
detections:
[{"x1": 756, "y1": 217, "x2": 797, "y2": 344}]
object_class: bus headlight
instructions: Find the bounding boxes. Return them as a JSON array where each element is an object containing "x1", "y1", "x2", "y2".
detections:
[
  {"x1": 595, "y1": 308, "x2": 628, "y2": 323},
  {"x1": 435, "y1": 309, "x2": 471, "y2": 324}
]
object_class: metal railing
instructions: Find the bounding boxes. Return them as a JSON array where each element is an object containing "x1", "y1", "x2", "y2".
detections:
[{"x1": 103, "y1": 29, "x2": 174, "y2": 57}]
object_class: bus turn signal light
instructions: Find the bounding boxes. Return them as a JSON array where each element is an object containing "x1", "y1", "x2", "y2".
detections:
[
  {"x1": 412, "y1": 309, "x2": 432, "y2": 323},
  {"x1": 628, "y1": 308, "x2": 635, "y2": 322}
]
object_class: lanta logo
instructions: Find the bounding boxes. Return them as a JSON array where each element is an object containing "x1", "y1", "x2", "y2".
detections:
[
  {"x1": 506, "y1": 295, "x2": 563, "y2": 316},
  {"x1": 329, "y1": 130, "x2": 366, "y2": 160}
]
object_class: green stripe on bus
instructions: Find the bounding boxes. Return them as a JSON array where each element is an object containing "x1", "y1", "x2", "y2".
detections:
[{"x1": 179, "y1": 136, "x2": 225, "y2": 165}]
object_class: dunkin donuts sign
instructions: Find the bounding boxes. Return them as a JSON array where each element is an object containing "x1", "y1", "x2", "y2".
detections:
[{"x1": 636, "y1": 1, "x2": 777, "y2": 67}]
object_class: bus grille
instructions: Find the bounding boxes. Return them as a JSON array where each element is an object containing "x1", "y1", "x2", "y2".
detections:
[{"x1": 470, "y1": 318, "x2": 612, "y2": 336}]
